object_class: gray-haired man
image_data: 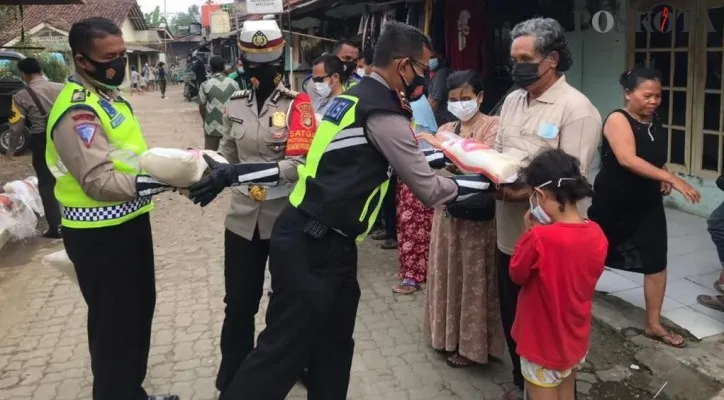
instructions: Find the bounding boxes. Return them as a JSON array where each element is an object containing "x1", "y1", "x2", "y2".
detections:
[{"x1": 494, "y1": 17, "x2": 602, "y2": 399}]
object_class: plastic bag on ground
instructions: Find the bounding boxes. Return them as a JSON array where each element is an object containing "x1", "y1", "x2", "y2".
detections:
[
  {"x1": 42, "y1": 249, "x2": 78, "y2": 285},
  {"x1": 139, "y1": 148, "x2": 229, "y2": 188},
  {"x1": 436, "y1": 133, "x2": 525, "y2": 184},
  {"x1": 0, "y1": 193, "x2": 38, "y2": 240},
  {"x1": 3, "y1": 177, "x2": 43, "y2": 216}
]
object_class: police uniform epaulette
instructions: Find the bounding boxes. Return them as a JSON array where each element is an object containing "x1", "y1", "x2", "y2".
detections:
[
  {"x1": 278, "y1": 87, "x2": 299, "y2": 98},
  {"x1": 230, "y1": 90, "x2": 251, "y2": 100}
]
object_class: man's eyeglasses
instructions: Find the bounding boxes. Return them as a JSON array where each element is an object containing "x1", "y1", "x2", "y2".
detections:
[{"x1": 311, "y1": 75, "x2": 330, "y2": 83}]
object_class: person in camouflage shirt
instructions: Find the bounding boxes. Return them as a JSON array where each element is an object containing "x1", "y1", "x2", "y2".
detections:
[{"x1": 198, "y1": 56, "x2": 240, "y2": 150}]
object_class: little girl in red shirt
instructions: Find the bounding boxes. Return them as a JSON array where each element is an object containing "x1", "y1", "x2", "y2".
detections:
[{"x1": 509, "y1": 149, "x2": 608, "y2": 400}]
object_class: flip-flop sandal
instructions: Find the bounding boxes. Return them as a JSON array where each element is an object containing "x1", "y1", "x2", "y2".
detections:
[
  {"x1": 643, "y1": 329, "x2": 687, "y2": 348},
  {"x1": 697, "y1": 294, "x2": 724, "y2": 312},
  {"x1": 714, "y1": 281, "x2": 724, "y2": 295},
  {"x1": 446, "y1": 353, "x2": 475, "y2": 368},
  {"x1": 392, "y1": 279, "x2": 420, "y2": 294}
]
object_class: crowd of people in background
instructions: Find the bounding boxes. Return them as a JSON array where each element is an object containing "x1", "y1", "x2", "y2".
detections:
[{"x1": 129, "y1": 61, "x2": 170, "y2": 98}]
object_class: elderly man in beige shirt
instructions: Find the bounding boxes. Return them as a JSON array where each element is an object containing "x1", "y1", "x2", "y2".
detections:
[{"x1": 493, "y1": 17, "x2": 602, "y2": 400}]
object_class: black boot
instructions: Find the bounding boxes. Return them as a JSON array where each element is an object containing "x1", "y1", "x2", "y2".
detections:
[{"x1": 42, "y1": 227, "x2": 61, "y2": 239}]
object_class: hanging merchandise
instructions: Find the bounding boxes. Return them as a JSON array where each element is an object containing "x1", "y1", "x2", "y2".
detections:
[{"x1": 445, "y1": 0, "x2": 485, "y2": 71}]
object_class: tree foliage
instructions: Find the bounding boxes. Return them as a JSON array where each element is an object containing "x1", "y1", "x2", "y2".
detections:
[
  {"x1": 144, "y1": 5, "x2": 167, "y2": 28},
  {"x1": 168, "y1": 5, "x2": 201, "y2": 35}
]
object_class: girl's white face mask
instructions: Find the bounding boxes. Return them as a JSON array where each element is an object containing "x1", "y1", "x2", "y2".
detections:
[{"x1": 447, "y1": 100, "x2": 479, "y2": 122}]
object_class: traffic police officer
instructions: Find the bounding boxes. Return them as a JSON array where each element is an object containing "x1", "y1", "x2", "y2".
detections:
[
  {"x1": 189, "y1": 21, "x2": 490, "y2": 399},
  {"x1": 47, "y1": 17, "x2": 178, "y2": 400},
  {"x1": 7, "y1": 57, "x2": 63, "y2": 238},
  {"x1": 210, "y1": 17, "x2": 317, "y2": 396}
]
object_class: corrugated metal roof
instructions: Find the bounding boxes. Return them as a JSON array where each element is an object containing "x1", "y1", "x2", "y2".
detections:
[{"x1": 0, "y1": 0, "x2": 144, "y2": 44}]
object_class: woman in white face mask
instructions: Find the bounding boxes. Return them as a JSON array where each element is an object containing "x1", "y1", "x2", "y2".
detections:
[
  {"x1": 422, "y1": 70, "x2": 506, "y2": 369},
  {"x1": 310, "y1": 54, "x2": 348, "y2": 116}
]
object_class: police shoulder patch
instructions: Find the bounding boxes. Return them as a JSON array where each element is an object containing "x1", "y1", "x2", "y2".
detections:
[
  {"x1": 75, "y1": 123, "x2": 98, "y2": 148},
  {"x1": 230, "y1": 90, "x2": 250, "y2": 100},
  {"x1": 322, "y1": 97, "x2": 354, "y2": 125}
]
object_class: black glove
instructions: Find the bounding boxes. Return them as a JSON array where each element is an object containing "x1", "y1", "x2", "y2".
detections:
[
  {"x1": 188, "y1": 154, "x2": 280, "y2": 207},
  {"x1": 717, "y1": 174, "x2": 724, "y2": 192},
  {"x1": 423, "y1": 148, "x2": 448, "y2": 169},
  {"x1": 449, "y1": 174, "x2": 493, "y2": 204},
  {"x1": 135, "y1": 174, "x2": 174, "y2": 197}
]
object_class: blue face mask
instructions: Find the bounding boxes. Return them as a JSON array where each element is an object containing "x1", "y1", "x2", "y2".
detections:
[
  {"x1": 529, "y1": 192, "x2": 552, "y2": 225},
  {"x1": 528, "y1": 178, "x2": 578, "y2": 225},
  {"x1": 238, "y1": 67, "x2": 244, "y2": 74},
  {"x1": 428, "y1": 58, "x2": 439, "y2": 71}
]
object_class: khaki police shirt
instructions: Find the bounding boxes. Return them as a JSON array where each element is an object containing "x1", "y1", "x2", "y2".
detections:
[
  {"x1": 495, "y1": 75, "x2": 602, "y2": 255},
  {"x1": 51, "y1": 74, "x2": 138, "y2": 203},
  {"x1": 218, "y1": 83, "x2": 308, "y2": 241},
  {"x1": 364, "y1": 73, "x2": 458, "y2": 207},
  {"x1": 8, "y1": 78, "x2": 63, "y2": 150}
]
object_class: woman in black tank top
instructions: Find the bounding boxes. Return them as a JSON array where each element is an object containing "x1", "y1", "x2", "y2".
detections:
[{"x1": 588, "y1": 67, "x2": 701, "y2": 348}]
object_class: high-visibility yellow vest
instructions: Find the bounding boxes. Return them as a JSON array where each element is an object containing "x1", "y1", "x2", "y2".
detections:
[{"x1": 45, "y1": 80, "x2": 153, "y2": 229}]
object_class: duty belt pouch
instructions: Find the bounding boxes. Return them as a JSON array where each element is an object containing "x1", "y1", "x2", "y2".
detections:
[
  {"x1": 303, "y1": 218, "x2": 328, "y2": 239},
  {"x1": 445, "y1": 197, "x2": 495, "y2": 221}
]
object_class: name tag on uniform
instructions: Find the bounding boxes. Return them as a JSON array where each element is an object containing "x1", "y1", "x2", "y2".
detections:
[
  {"x1": 228, "y1": 116, "x2": 243, "y2": 124},
  {"x1": 110, "y1": 114, "x2": 126, "y2": 128},
  {"x1": 537, "y1": 122, "x2": 559, "y2": 139}
]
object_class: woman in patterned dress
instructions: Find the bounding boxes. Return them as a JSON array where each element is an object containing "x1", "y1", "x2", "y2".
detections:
[
  {"x1": 421, "y1": 70, "x2": 506, "y2": 367},
  {"x1": 391, "y1": 91, "x2": 439, "y2": 294}
]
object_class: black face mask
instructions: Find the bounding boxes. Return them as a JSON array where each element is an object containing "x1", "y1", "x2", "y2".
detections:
[
  {"x1": 511, "y1": 62, "x2": 541, "y2": 89},
  {"x1": 400, "y1": 61, "x2": 426, "y2": 102},
  {"x1": 244, "y1": 64, "x2": 282, "y2": 95},
  {"x1": 343, "y1": 61, "x2": 357, "y2": 77},
  {"x1": 82, "y1": 54, "x2": 127, "y2": 89}
]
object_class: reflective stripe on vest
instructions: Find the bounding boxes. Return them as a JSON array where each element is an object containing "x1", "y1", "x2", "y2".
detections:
[
  {"x1": 63, "y1": 196, "x2": 152, "y2": 222},
  {"x1": 46, "y1": 81, "x2": 153, "y2": 229},
  {"x1": 289, "y1": 94, "x2": 388, "y2": 241}
]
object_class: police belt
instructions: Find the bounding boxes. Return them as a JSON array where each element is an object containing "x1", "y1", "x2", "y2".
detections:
[{"x1": 233, "y1": 183, "x2": 292, "y2": 200}]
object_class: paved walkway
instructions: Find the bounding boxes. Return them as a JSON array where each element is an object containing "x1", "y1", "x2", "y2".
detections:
[{"x1": 0, "y1": 87, "x2": 514, "y2": 400}]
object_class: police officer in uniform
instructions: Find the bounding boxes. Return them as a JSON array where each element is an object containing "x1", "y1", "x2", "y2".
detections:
[
  {"x1": 210, "y1": 18, "x2": 317, "y2": 396},
  {"x1": 189, "y1": 21, "x2": 490, "y2": 399},
  {"x1": 7, "y1": 57, "x2": 63, "y2": 238},
  {"x1": 46, "y1": 18, "x2": 178, "y2": 400}
]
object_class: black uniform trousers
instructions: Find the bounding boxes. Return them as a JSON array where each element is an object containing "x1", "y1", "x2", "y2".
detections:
[
  {"x1": 220, "y1": 206, "x2": 360, "y2": 400},
  {"x1": 496, "y1": 248, "x2": 524, "y2": 390},
  {"x1": 63, "y1": 213, "x2": 155, "y2": 400},
  {"x1": 29, "y1": 133, "x2": 61, "y2": 230},
  {"x1": 216, "y1": 227, "x2": 270, "y2": 393}
]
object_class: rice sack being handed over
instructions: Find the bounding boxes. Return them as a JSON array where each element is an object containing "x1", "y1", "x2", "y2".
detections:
[
  {"x1": 436, "y1": 131, "x2": 525, "y2": 184},
  {"x1": 139, "y1": 148, "x2": 228, "y2": 188}
]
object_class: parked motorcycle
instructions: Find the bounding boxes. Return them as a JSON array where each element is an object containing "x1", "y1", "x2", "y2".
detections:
[{"x1": 183, "y1": 79, "x2": 198, "y2": 102}]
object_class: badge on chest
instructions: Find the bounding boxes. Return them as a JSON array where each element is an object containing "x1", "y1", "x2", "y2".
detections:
[{"x1": 271, "y1": 112, "x2": 286, "y2": 128}]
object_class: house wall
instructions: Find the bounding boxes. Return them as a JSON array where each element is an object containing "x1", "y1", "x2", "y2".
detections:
[
  {"x1": 565, "y1": 0, "x2": 719, "y2": 217},
  {"x1": 167, "y1": 42, "x2": 198, "y2": 65}
]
